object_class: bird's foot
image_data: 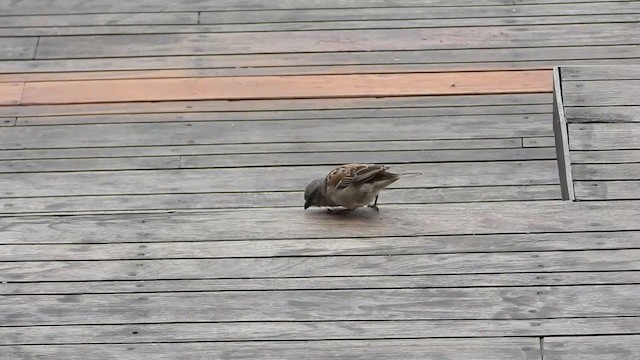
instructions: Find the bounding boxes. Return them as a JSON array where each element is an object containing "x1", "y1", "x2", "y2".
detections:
[{"x1": 367, "y1": 204, "x2": 379, "y2": 212}]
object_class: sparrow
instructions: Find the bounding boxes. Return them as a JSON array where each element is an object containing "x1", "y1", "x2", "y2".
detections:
[{"x1": 304, "y1": 163, "x2": 413, "y2": 212}]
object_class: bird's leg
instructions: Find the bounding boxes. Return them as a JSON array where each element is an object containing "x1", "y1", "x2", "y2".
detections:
[{"x1": 368, "y1": 195, "x2": 380, "y2": 211}]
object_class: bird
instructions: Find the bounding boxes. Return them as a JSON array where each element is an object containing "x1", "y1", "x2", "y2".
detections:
[{"x1": 304, "y1": 163, "x2": 417, "y2": 212}]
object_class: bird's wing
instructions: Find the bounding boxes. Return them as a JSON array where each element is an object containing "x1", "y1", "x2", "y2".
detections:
[{"x1": 325, "y1": 163, "x2": 390, "y2": 190}]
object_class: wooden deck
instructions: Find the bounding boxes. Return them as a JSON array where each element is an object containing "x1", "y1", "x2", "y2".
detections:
[{"x1": 1, "y1": 1, "x2": 639, "y2": 359}]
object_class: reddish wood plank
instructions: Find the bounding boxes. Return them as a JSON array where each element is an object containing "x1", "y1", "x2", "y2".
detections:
[
  {"x1": 20, "y1": 70, "x2": 551, "y2": 105},
  {"x1": 0, "y1": 82, "x2": 24, "y2": 105}
]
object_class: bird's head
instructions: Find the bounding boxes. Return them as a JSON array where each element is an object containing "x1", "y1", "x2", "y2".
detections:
[{"x1": 304, "y1": 178, "x2": 325, "y2": 209}]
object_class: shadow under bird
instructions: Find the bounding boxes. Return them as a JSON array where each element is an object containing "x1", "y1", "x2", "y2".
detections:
[{"x1": 304, "y1": 163, "x2": 420, "y2": 213}]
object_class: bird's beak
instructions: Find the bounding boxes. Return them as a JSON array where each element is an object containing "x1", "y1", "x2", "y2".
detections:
[{"x1": 304, "y1": 201, "x2": 311, "y2": 210}]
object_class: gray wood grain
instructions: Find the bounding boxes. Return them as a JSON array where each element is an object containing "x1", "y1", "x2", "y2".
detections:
[
  {"x1": 0, "y1": 138, "x2": 523, "y2": 160},
  {"x1": 180, "y1": 148, "x2": 557, "y2": 169},
  {"x1": 523, "y1": 137, "x2": 556, "y2": 148},
  {"x1": 562, "y1": 65, "x2": 640, "y2": 81},
  {"x1": 573, "y1": 164, "x2": 640, "y2": 180},
  {"x1": 0, "y1": 161, "x2": 560, "y2": 197},
  {"x1": 4, "y1": 230, "x2": 637, "y2": 260},
  {"x1": 4, "y1": 14, "x2": 640, "y2": 37},
  {"x1": 2, "y1": 44, "x2": 636, "y2": 74},
  {"x1": 16, "y1": 104, "x2": 550, "y2": 125},
  {"x1": 1, "y1": 201, "x2": 638, "y2": 244},
  {"x1": 1, "y1": 93, "x2": 551, "y2": 118},
  {"x1": 0, "y1": 156, "x2": 180, "y2": 173},
  {"x1": 3, "y1": 271, "x2": 637, "y2": 295},
  {"x1": 0, "y1": 12, "x2": 197, "y2": 27},
  {"x1": 2, "y1": 250, "x2": 638, "y2": 282},
  {"x1": 1, "y1": 318, "x2": 637, "y2": 345},
  {"x1": 0, "y1": 285, "x2": 637, "y2": 325},
  {"x1": 565, "y1": 106, "x2": 640, "y2": 123},
  {"x1": 575, "y1": 181, "x2": 640, "y2": 200},
  {"x1": 545, "y1": 335, "x2": 640, "y2": 360},
  {"x1": 0, "y1": 0, "x2": 514, "y2": 15},
  {"x1": 571, "y1": 150, "x2": 640, "y2": 164},
  {"x1": 1, "y1": 338, "x2": 540, "y2": 360},
  {"x1": 562, "y1": 80, "x2": 640, "y2": 107},
  {"x1": 0, "y1": 114, "x2": 553, "y2": 150},
  {"x1": 553, "y1": 66, "x2": 574, "y2": 200},
  {"x1": 0, "y1": 117, "x2": 16, "y2": 126},
  {"x1": 0, "y1": 37, "x2": 38, "y2": 60},
  {"x1": 34, "y1": 23, "x2": 640, "y2": 59},
  {"x1": 569, "y1": 123, "x2": 640, "y2": 150},
  {"x1": 0, "y1": 185, "x2": 560, "y2": 214},
  {"x1": 199, "y1": 3, "x2": 640, "y2": 24}
]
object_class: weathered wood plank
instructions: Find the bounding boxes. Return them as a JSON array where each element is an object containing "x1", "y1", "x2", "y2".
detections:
[
  {"x1": 523, "y1": 137, "x2": 555, "y2": 148},
  {"x1": 562, "y1": 65, "x2": 640, "y2": 81},
  {"x1": 3, "y1": 14, "x2": 640, "y2": 37},
  {"x1": 199, "y1": 3, "x2": 640, "y2": 24},
  {"x1": 569, "y1": 123, "x2": 640, "y2": 150},
  {"x1": 1, "y1": 46, "x2": 635, "y2": 74},
  {"x1": 0, "y1": 285, "x2": 637, "y2": 325},
  {"x1": 20, "y1": 71, "x2": 551, "y2": 105},
  {"x1": 15, "y1": 104, "x2": 551, "y2": 125},
  {"x1": 0, "y1": 12, "x2": 197, "y2": 27},
  {"x1": 4, "y1": 231, "x2": 637, "y2": 260},
  {"x1": 3, "y1": 271, "x2": 637, "y2": 295},
  {"x1": 0, "y1": 161, "x2": 560, "y2": 197},
  {"x1": 34, "y1": 23, "x2": 640, "y2": 59},
  {"x1": 0, "y1": 117, "x2": 16, "y2": 126},
  {"x1": 571, "y1": 150, "x2": 640, "y2": 164},
  {"x1": 0, "y1": 82, "x2": 24, "y2": 105},
  {"x1": 545, "y1": 335, "x2": 640, "y2": 360},
  {"x1": 0, "y1": 37, "x2": 37, "y2": 60},
  {"x1": 0, "y1": 318, "x2": 636, "y2": 345},
  {"x1": 0, "y1": 114, "x2": 554, "y2": 149},
  {"x1": 2, "y1": 250, "x2": 638, "y2": 282},
  {"x1": 562, "y1": 80, "x2": 640, "y2": 107},
  {"x1": 573, "y1": 164, "x2": 640, "y2": 181},
  {"x1": 0, "y1": 0, "x2": 515, "y2": 15},
  {"x1": 0, "y1": 156, "x2": 181, "y2": 173},
  {"x1": 0, "y1": 138, "x2": 524, "y2": 160},
  {"x1": 1, "y1": 93, "x2": 552, "y2": 117},
  {"x1": 565, "y1": 106, "x2": 640, "y2": 123},
  {"x1": 553, "y1": 66, "x2": 574, "y2": 200},
  {"x1": 0, "y1": 201, "x2": 638, "y2": 244},
  {"x1": 1, "y1": 338, "x2": 540, "y2": 360},
  {"x1": 575, "y1": 181, "x2": 640, "y2": 200},
  {"x1": 0, "y1": 185, "x2": 561, "y2": 214}
]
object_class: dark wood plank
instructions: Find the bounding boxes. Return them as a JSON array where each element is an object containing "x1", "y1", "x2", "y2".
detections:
[
  {"x1": 562, "y1": 65, "x2": 640, "y2": 81},
  {"x1": 15, "y1": 104, "x2": 551, "y2": 125},
  {"x1": 1, "y1": 338, "x2": 541, "y2": 360},
  {"x1": 0, "y1": 285, "x2": 637, "y2": 325},
  {"x1": 0, "y1": 161, "x2": 559, "y2": 197},
  {"x1": 0, "y1": 319, "x2": 636, "y2": 345},
  {"x1": 0, "y1": 93, "x2": 552, "y2": 117},
  {"x1": 573, "y1": 164, "x2": 640, "y2": 180},
  {"x1": 1, "y1": 201, "x2": 638, "y2": 244},
  {"x1": 34, "y1": 23, "x2": 640, "y2": 59},
  {"x1": 3, "y1": 271, "x2": 637, "y2": 295},
  {"x1": 569, "y1": 123, "x2": 640, "y2": 150},
  {"x1": 545, "y1": 335, "x2": 640, "y2": 360},
  {"x1": 0, "y1": 185, "x2": 561, "y2": 215},
  {"x1": 571, "y1": 150, "x2": 640, "y2": 164},
  {"x1": 0, "y1": 37, "x2": 37, "y2": 60},
  {"x1": 19, "y1": 71, "x2": 551, "y2": 105},
  {"x1": 553, "y1": 67, "x2": 574, "y2": 200},
  {"x1": 4, "y1": 231, "x2": 637, "y2": 260},
  {"x1": 565, "y1": 106, "x2": 640, "y2": 123},
  {"x1": 0, "y1": 138, "x2": 524, "y2": 160},
  {"x1": 575, "y1": 181, "x2": 640, "y2": 200},
  {"x1": 0, "y1": 12, "x2": 197, "y2": 27},
  {"x1": 0, "y1": 114, "x2": 554, "y2": 149},
  {"x1": 562, "y1": 80, "x2": 640, "y2": 107}
]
